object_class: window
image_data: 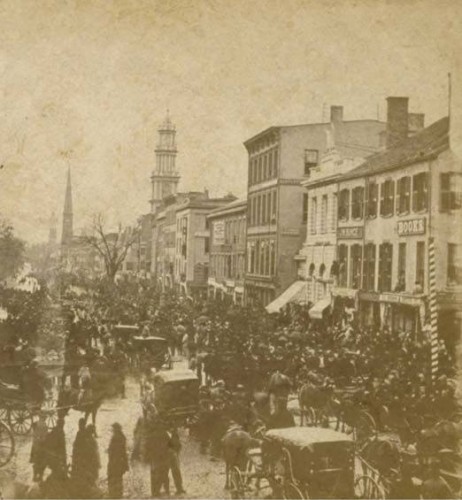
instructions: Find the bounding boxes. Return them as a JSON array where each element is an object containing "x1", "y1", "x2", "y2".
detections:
[
  {"x1": 412, "y1": 172, "x2": 428, "y2": 212},
  {"x1": 380, "y1": 180, "x2": 395, "y2": 216},
  {"x1": 397, "y1": 176, "x2": 411, "y2": 214},
  {"x1": 396, "y1": 243, "x2": 406, "y2": 291},
  {"x1": 265, "y1": 241, "x2": 270, "y2": 275},
  {"x1": 310, "y1": 197, "x2": 317, "y2": 234},
  {"x1": 338, "y1": 245, "x2": 349, "y2": 287},
  {"x1": 378, "y1": 243, "x2": 393, "y2": 292},
  {"x1": 273, "y1": 149, "x2": 279, "y2": 176},
  {"x1": 261, "y1": 194, "x2": 267, "y2": 225},
  {"x1": 302, "y1": 193, "x2": 308, "y2": 224},
  {"x1": 331, "y1": 194, "x2": 337, "y2": 232},
  {"x1": 256, "y1": 195, "x2": 261, "y2": 225},
  {"x1": 351, "y1": 187, "x2": 364, "y2": 219},
  {"x1": 204, "y1": 237, "x2": 209, "y2": 254},
  {"x1": 448, "y1": 244, "x2": 462, "y2": 285},
  {"x1": 271, "y1": 190, "x2": 277, "y2": 222},
  {"x1": 309, "y1": 263, "x2": 315, "y2": 277},
  {"x1": 268, "y1": 152, "x2": 273, "y2": 178},
  {"x1": 338, "y1": 189, "x2": 350, "y2": 221},
  {"x1": 366, "y1": 181, "x2": 378, "y2": 218},
  {"x1": 319, "y1": 263, "x2": 326, "y2": 278},
  {"x1": 350, "y1": 244, "x2": 362, "y2": 289},
  {"x1": 258, "y1": 157, "x2": 262, "y2": 183},
  {"x1": 263, "y1": 155, "x2": 268, "y2": 180},
  {"x1": 416, "y1": 241, "x2": 425, "y2": 289},
  {"x1": 304, "y1": 149, "x2": 319, "y2": 176},
  {"x1": 321, "y1": 195, "x2": 328, "y2": 233},
  {"x1": 255, "y1": 240, "x2": 260, "y2": 274},
  {"x1": 270, "y1": 240, "x2": 276, "y2": 275},
  {"x1": 363, "y1": 243, "x2": 376, "y2": 291},
  {"x1": 441, "y1": 173, "x2": 462, "y2": 211}
]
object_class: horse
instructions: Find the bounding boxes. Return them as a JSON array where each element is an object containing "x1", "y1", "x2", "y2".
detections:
[
  {"x1": 298, "y1": 380, "x2": 334, "y2": 426},
  {"x1": 221, "y1": 423, "x2": 260, "y2": 490},
  {"x1": 57, "y1": 357, "x2": 113, "y2": 428}
]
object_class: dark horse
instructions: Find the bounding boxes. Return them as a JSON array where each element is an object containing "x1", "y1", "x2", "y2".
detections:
[{"x1": 57, "y1": 357, "x2": 113, "y2": 427}]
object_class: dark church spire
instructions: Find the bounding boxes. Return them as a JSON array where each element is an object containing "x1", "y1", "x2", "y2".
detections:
[{"x1": 61, "y1": 167, "x2": 73, "y2": 246}]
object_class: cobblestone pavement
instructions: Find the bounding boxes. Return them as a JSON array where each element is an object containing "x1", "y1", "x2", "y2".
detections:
[{"x1": 0, "y1": 359, "x2": 241, "y2": 499}]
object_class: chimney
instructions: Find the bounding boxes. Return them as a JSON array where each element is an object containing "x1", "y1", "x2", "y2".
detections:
[
  {"x1": 408, "y1": 113, "x2": 425, "y2": 135},
  {"x1": 330, "y1": 105, "x2": 343, "y2": 124},
  {"x1": 386, "y1": 97, "x2": 409, "y2": 148}
]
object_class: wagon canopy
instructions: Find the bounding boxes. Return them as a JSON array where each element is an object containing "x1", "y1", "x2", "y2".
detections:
[{"x1": 265, "y1": 427, "x2": 352, "y2": 448}]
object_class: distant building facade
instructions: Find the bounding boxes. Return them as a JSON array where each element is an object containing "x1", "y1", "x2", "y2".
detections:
[
  {"x1": 207, "y1": 198, "x2": 247, "y2": 304},
  {"x1": 245, "y1": 106, "x2": 386, "y2": 307}
]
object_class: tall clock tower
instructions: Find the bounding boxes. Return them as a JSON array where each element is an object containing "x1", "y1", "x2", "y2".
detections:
[{"x1": 150, "y1": 112, "x2": 180, "y2": 213}]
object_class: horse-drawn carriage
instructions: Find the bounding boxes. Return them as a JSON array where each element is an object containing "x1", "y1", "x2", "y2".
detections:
[
  {"x1": 133, "y1": 336, "x2": 172, "y2": 373},
  {"x1": 229, "y1": 426, "x2": 384, "y2": 499},
  {"x1": 151, "y1": 369, "x2": 200, "y2": 423}
]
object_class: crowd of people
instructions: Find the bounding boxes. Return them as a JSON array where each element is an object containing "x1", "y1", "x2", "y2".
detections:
[{"x1": 1, "y1": 274, "x2": 460, "y2": 498}]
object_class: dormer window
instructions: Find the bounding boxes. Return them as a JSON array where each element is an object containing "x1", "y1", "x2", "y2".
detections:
[{"x1": 304, "y1": 149, "x2": 319, "y2": 176}]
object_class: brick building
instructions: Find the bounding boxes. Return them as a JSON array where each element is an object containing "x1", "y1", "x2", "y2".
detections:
[
  {"x1": 247, "y1": 106, "x2": 386, "y2": 308},
  {"x1": 207, "y1": 198, "x2": 247, "y2": 304}
]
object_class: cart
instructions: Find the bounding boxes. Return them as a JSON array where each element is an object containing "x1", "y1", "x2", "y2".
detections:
[
  {"x1": 0, "y1": 378, "x2": 57, "y2": 436},
  {"x1": 152, "y1": 369, "x2": 200, "y2": 425},
  {"x1": 133, "y1": 336, "x2": 172, "y2": 373},
  {"x1": 229, "y1": 426, "x2": 385, "y2": 499}
]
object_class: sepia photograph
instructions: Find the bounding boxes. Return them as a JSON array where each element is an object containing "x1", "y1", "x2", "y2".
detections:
[{"x1": 0, "y1": 0, "x2": 461, "y2": 498}]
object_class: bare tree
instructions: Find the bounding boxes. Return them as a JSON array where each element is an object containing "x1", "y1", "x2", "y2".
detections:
[{"x1": 82, "y1": 214, "x2": 140, "y2": 282}]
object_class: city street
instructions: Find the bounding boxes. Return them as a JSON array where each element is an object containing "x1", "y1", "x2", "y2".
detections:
[{"x1": 0, "y1": 359, "x2": 230, "y2": 499}]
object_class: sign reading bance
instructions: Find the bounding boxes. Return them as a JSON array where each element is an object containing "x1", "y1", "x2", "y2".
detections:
[
  {"x1": 397, "y1": 218, "x2": 426, "y2": 236},
  {"x1": 337, "y1": 226, "x2": 363, "y2": 239}
]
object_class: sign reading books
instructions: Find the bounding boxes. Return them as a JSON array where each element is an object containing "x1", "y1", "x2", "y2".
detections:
[{"x1": 397, "y1": 218, "x2": 426, "y2": 236}]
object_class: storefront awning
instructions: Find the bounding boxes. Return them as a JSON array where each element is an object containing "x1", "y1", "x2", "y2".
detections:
[
  {"x1": 266, "y1": 281, "x2": 308, "y2": 314},
  {"x1": 309, "y1": 297, "x2": 331, "y2": 319}
]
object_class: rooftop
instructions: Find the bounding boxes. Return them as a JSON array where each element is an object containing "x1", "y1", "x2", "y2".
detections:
[
  {"x1": 342, "y1": 116, "x2": 449, "y2": 180},
  {"x1": 207, "y1": 197, "x2": 247, "y2": 218}
]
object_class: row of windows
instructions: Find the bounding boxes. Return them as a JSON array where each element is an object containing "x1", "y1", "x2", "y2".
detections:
[
  {"x1": 336, "y1": 241, "x2": 426, "y2": 292},
  {"x1": 306, "y1": 193, "x2": 337, "y2": 234},
  {"x1": 248, "y1": 189, "x2": 278, "y2": 227},
  {"x1": 222, "y1": 217, "x2": 246, "y2": 245},
  {"x1": 210, "y1": 253, "x2": 245, "y2": 281},
  {"x1": 247, "y1": 239, "x2": 276, "y2": 276},
  {"x1": 337, "y1": 172, "x2": 429, "y2": 221},
  {"x1": 249, "y1": 149, "x2": 279, "y2": 185}
]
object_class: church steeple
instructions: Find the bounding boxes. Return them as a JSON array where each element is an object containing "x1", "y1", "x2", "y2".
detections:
[
  {"x1": 61, "y1": 167, "x2": 73, "y2": 246},
  {"x1": 150, "y1": 112, "x2": 180, "y2": 212}
]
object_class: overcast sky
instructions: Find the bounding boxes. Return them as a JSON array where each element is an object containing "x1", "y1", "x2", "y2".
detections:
[{"x1": 0, "y1": 0, "x2": 460, "y2": 243}]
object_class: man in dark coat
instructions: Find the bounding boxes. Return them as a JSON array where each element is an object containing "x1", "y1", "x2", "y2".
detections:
[
  {"x1": 267, "y1": 397, "x2": 296, "y2": 430},
  {"x1": 148, "y1": 418, "x2": 171, "y2": 497},
  {"x1": 107, "y1": 422, "x2": 129, "y2": 498},
  {"x1": 167, "y1": 426, "x2": 185, "y2": 495},
  {"x1": 71, "y1": 418, "x2": 87, "y2": 484},
  {"x1": 30, "y1": 411, "x2": 48, "y2": 482},
  {"x1": 44, "y1": 416, "x2": 67, "y2": 479}
]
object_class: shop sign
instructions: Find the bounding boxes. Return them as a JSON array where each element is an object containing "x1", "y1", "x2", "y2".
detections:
[
  {"x1": 397, "y1": 218, "x2": 426, "y2": 236},
  {"x1": 332, "y1": 287, "x2": 358, "y2": 299},
  {"x1": 282, "y1": 229, "x2": 300, "y2": 236},
  {"x1": 379, "y1": 292, "x2": 423, "y2": 307},
  {"x1": 337, "y1": 226, "x2": 364, "y2": 239},
  {"x1": 213, "y1": 220, "x2": 225, "y2": 245},
  {"x1": 359, "y1": 291, "x2": 381, "y2": 302}
]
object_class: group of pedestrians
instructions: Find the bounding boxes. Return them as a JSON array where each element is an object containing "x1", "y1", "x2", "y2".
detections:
[{"x1": 29, "y1": 414, "x2": 129, "y2": 499}]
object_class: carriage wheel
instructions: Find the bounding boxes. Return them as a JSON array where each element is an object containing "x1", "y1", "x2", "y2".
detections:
[
  {"x1": 354, "y1": 475, "x2": 385, "y2": 499},
  {"x1": 230, "y1": 466, "x2": 245, "y2": 499},
  {"x1": 244, "y1": 455, "x2": 262, "y2": 490},
  {"x1": 355, "y1": 411, "x2": 376, "y2": 445},
  {"x1": 0, "y1": 421, "x2": 15, "y2": 467},
  {"x1": 0, "y1": 407, "x2": 9, "y2": 423},
  {"x1": 42, "y1": 399, "x2": 58, "y2": 430},
  {"x1": 8, "y1": 408, "x2": 33, "y2": 435},
  {"x1": 283, "y1": 481, "x2": 306, "y2": 499}
]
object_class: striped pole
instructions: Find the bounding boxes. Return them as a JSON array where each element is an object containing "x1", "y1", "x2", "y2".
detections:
[{"x1": 428, "y1": 237, "x2": 439, "y2": 382}]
